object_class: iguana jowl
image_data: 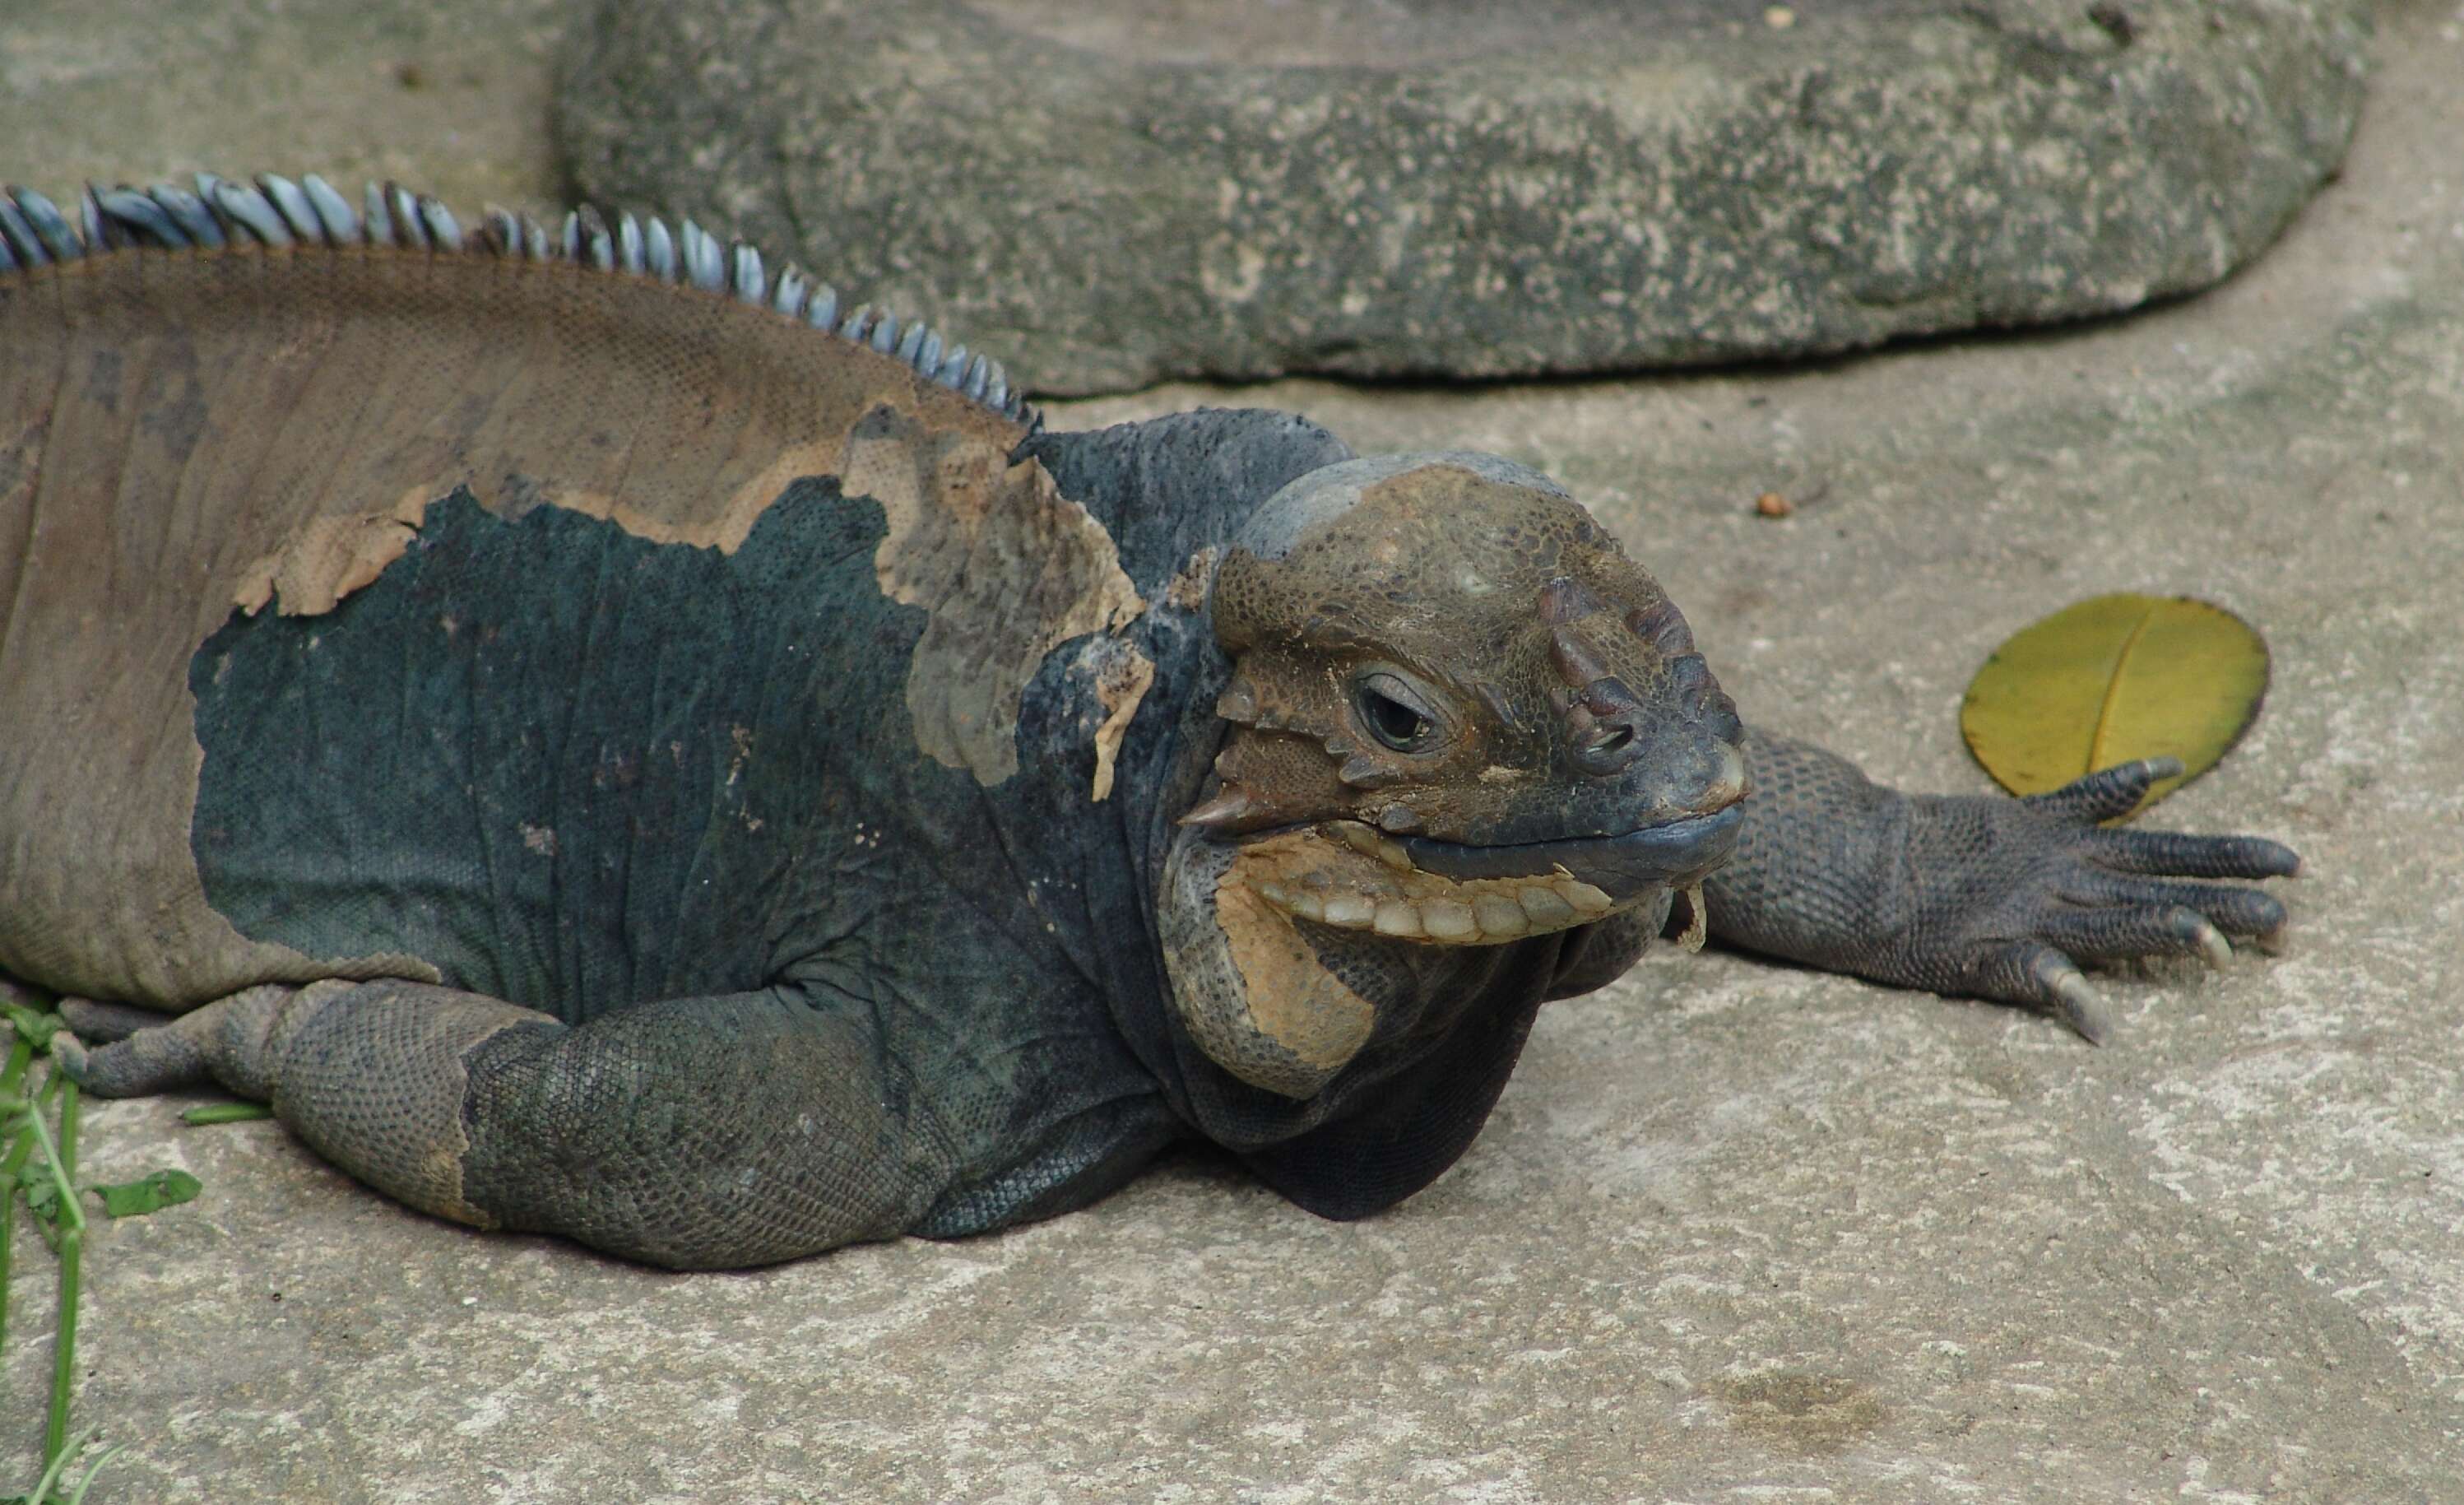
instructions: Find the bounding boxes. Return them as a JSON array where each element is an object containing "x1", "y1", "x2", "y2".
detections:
[{"x1": 0, "y1": 175, "x2": 2298, "y2": 1268}]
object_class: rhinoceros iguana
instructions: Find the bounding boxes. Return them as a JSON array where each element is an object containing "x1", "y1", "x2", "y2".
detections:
[{"x1": 0, "y1": 175, "x2": 2298, "y2": 1269}]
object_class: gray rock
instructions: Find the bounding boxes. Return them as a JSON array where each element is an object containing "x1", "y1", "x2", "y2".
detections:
[{"x1": 555, "y1": 0, "x2": 2371, "y2": 394}]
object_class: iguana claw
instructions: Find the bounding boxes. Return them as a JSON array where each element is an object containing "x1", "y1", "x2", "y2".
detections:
[{"x1": 2046, "y1": 966, "x2": 2110, "y2": 1047}]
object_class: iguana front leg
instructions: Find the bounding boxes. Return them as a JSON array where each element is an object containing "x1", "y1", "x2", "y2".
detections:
[
  {"x1": 1702, "y1": 728, "x2": 2299, "y2": 1042},
  {"x1": 58, "y1": 981, "x2": 940, "y2": 1267}
]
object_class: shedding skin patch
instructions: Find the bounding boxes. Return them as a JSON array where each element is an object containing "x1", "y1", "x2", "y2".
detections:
[
  {"x1": 1165, "y1": 546, "x2": 1218, "y2": 612},
  {"x1": 233, "y1": 463, "x2": 826, "y2": 620},
  {"x1": 239, "y1": 435, "x2": 866, "y2": 620},
  {"x1": 1231, "y1": 823, "x2": 1621, "y2": 946},
  {"x1": 1211, "y1": 863, "x2": 1378, "y2": 1076},
  {"x1": 466, "y1": 444, "x2": 853, "y2": 558},
  {"x1": 1088, "y1": 642, "x2": 1155, "y2": 802},
  {"x1": 233, "y1": 493, "x2": 431, "y2": 617},
  {"x1": 1671, "y1": 883, "x2": 1710, "y2": 953},
  {"x1": 840, "y1": 406, "x2": 1145, "y2": 786}
]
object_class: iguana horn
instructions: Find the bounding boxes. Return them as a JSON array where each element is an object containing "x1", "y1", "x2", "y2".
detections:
[{"x1": 1178, "y1": 787, "x2": 1261, "y2": 830}]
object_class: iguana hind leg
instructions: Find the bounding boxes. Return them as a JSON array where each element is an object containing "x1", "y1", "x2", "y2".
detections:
[
  {"x1": 53, "y1": 996, "x2": 181, "y2": 1044},
  {"x1": 59, "y1": 978, "x2": 941, "y2": 1268}
]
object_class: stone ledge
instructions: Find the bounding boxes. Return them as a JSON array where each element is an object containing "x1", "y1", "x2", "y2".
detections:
[{"x1": 557, "y1": 0, "x2": 2370, "y2": 394}]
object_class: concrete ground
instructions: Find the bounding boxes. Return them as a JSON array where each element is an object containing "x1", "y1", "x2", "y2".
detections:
[{"x1": 3, "y1": 0, "x2": 2460, "y2": 1499}]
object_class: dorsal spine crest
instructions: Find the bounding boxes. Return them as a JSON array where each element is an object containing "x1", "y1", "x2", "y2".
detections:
[{"x1": 0, "y1": 172, "x2": 1036, "y2": 430}]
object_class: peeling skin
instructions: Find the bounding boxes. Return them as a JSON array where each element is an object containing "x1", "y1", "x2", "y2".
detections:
[
  {"x1": 1089, "y1": 643, "x2": 1156, "y2": 801},
  {"x1": 1672, "y1": 883, "x2": 1709, "y2": 954},
  {"x1": 234, "y1": 494, "x2": 431, "y2": 616},
  {"x1": 1212, "y1": 866, "x2": 1378, "y2": 1078},
  {"x1": 253, "y1": 393, "x2": 1149, "y2": 790},
  {"x1": 242, "y1": 433, "x2": 892, "y2": 619},
  {"x1": 841, "y1": 406, "x2": 1146, "y2": 787},
  {"x1": 1165, "y1": 546, "x2": 1218, "y2": 612}
]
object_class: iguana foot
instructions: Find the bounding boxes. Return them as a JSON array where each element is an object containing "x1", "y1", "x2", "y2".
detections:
[
  {"x1": 1710, "y1": 740, "x2": 2301, "y2": 1045},
  {"x1": 1908, "y1": 758, "x2": 2298, "y2": 1043},
  {"x1": 55, "y1": 983, "x2": 303, "y2": 1098},
  {"x1": 55, "y1": 996, "x2": 169, "y2": 1044}
]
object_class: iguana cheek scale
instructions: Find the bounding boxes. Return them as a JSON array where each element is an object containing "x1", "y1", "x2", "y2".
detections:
[{"x1": 5, "y1": 175, "x2": 2302, "y2": 1268}]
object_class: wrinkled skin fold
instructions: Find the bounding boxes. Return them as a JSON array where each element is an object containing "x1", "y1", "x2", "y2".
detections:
[{"x1": 0, "y1": 197, "x2": 2297, "y2": 1268}]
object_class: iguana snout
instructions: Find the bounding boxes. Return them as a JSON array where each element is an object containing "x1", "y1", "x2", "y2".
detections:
[{"x1": 1186, "y1": 451, "x2": 1745, "y2": 940}]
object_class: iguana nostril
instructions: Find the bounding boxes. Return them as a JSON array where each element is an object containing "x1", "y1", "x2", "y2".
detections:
[
  {"x1": 1573, "y1": 718, "x2": 1643, "y2": 775},
  {"x1": 1565, "y1": 676, "x2": 1647, "y2": 776}
]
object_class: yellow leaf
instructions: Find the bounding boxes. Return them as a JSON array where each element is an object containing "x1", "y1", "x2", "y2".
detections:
[{"x1": 1960, "y1": 594, "x2": 2269, "y2": 816}]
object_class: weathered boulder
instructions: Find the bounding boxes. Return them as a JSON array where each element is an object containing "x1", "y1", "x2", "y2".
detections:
[{"x1": 557, "y1": 0, "x2": 2369, "y2": 394}]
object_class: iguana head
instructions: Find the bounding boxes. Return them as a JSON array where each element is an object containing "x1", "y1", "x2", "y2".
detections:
[{"x1": 1160, "y1": 452, "x2": 1747, "y2": 1099}]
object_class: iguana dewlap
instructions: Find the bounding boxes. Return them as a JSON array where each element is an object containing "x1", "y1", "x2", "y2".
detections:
[{"x1": 0, "y1": 177, "x2": 2299, "y2": 1268}]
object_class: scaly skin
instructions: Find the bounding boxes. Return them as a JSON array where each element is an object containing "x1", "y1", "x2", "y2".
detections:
[{"x1": 1705, "y1": 734, "x2": 2293, "y2": 1043}]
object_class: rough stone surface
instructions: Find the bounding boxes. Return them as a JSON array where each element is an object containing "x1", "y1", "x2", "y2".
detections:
[
  {"x1": 555, "y1": 0, "x2": 2372, "y2": 394},
  {"x1": 7, "y1": 0, "x2": 2464, "y2": 1499},
  {"x1": 0, "y1": 0, "x2": 568, "y2": 216}
]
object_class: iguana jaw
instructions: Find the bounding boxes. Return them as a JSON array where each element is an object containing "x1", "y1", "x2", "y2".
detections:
[
  {"x1": 1396, "y1": 801, "x2": 1742, "y2": 895},
  {"x1": 1219, "y1": 797, "x2": 1738, "y2": 946}
]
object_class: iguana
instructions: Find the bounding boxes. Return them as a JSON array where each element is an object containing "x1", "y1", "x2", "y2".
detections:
[{"x1": 0, "y1": 175, "x2": 2298, "y2": 1270}]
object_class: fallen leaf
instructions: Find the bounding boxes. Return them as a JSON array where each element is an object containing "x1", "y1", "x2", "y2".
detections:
[
  {"x1": 89, "y1": 1170, "x2": 202, "y2": 1219},
  {"x1": 1961, "y1": 593, "x2": 2268, "y2": 815}
]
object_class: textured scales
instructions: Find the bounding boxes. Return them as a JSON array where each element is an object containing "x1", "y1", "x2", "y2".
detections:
[
  {"x1": 4, "y1": 174, "x2": 2301, "y2": 1269},
  {"x1": 1, "y1": 174, "x2": 1046, "y2": 1008}
]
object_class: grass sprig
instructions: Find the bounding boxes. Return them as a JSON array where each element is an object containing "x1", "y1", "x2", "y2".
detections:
[{"x1": 2, "y1": 1008, "x2": 121, "y2": 1503}]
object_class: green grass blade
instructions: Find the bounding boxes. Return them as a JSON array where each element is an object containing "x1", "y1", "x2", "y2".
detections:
[
  {"x1": 1, "y1": 1032, "x2": 30, "y2": 1363},
  {"x1": 62, "y1": 1439, "x2": 128, "y2": 1504},
  {"x1": 53, "y1": 1081, "x2": 73, "y2": 1182},
  {"x1": 43, "y1": 1080, "x2": 81, "y2": 1472},
  {"x1": 12, "y1": 1086, "x2": 81, "y2": 1238},
  {"x1": 0, "y1": 1032, "x2": 31, "y2": 1099},
  {"x1": 42, "y1": 1226, "x2": 80, "y2": 1474},
  {"x1": 179, "y1": 1103, "x2": 273, "y2": 1127},
  {"x1": 16, "y1": 1422, "x2": 98, "y2": 1505}
]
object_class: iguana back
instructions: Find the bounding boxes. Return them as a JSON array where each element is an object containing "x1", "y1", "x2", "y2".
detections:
[{"x1": 0, "y1": 181, "x2": 1038, "y2": 1007}]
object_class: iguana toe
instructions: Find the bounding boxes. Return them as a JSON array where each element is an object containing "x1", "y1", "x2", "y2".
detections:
[{"x1": 56, "y1": 995, "x2": 165, "y2": 1043}]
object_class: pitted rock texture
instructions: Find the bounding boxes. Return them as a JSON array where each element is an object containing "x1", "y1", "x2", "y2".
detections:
[{"x1": 555, "y1": 0, "x2": 2370, "y2": 395}]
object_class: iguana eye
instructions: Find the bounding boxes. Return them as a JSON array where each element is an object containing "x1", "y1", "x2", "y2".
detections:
[{"x1": 1355, "y1": 673, "x2": 1439, "y2": 753}]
